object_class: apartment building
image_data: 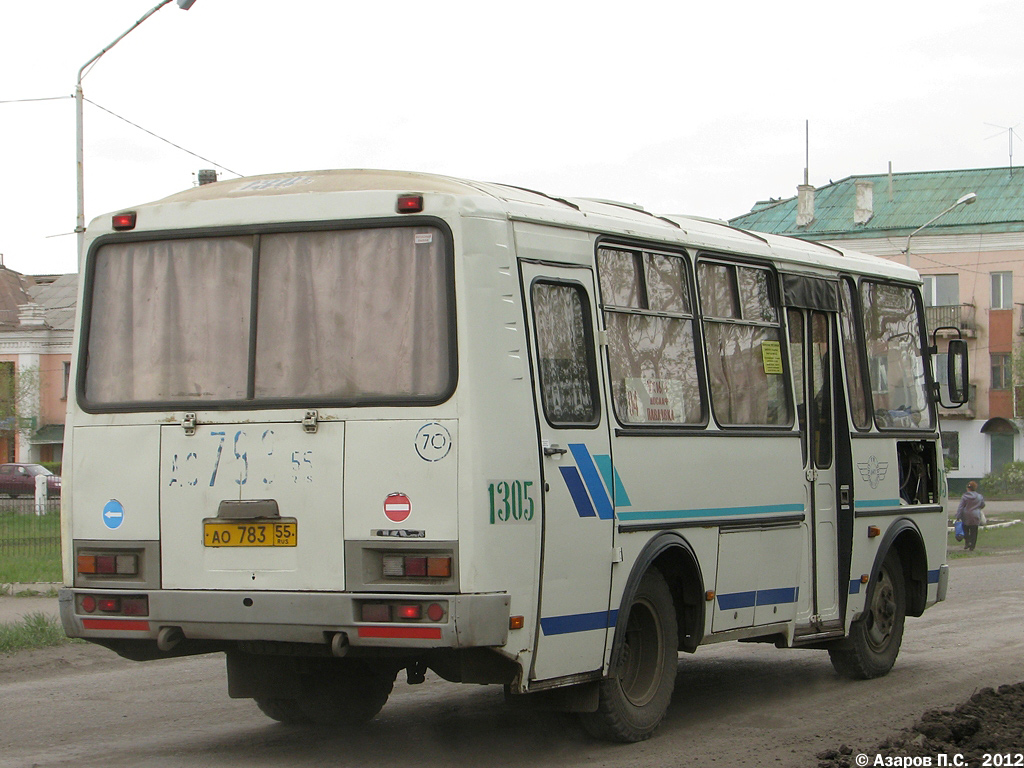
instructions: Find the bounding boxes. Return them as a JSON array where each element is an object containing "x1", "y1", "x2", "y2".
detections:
[
  {"x1": 0, "y1": 266, "x2": 75, "y2": 466},
  {"x1": 730, "y1": 167, "x2": 1024, "y2": 491}
]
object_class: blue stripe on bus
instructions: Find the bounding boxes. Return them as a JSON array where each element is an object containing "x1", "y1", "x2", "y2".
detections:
[
  {"x1": 756, "y1": 587, "x2": 799, "y2": 605},
  {"x1": 540, "y1": 609, "x2": 619, "y2": 635},
  {"x1": 928, "y1": 569, "x2": 940, "y2": 584},
  {"x1": 854, "y1": 499, "x2": 902, "y2": 509},
  {"x1": 717, "y1": 591, "x2": 757, "y2": 610},
  {"x1": 850, "y1": 580, "x2": 862, "y2": 594},
  {"x1": 592, "y1": 454, "x2": 632, "y2": 507},
  {"x1": 568, "y1": 444, "x2": 614, "y2": 520},
  {"x1": 617, "y1": 503, "x2": 804, "y2": 522},
  {"x1": 558, "y1": 466, "x2": 596, "y2": 518},
  {"x1": 717, "y1": 588, "x2": 799, "y2": 611}
]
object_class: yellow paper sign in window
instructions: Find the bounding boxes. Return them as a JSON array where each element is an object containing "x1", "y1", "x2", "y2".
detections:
[{"x1": 761, "y1": 341, "x2": 784, "y2": 375}]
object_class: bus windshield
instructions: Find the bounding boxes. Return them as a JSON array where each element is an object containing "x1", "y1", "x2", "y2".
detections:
[
  {"x1": 860, "y1": 281, "x2": 934, "y2": 430},
  {"x1": 82, "y1": 225, "x2": 453, "y2": 408}
]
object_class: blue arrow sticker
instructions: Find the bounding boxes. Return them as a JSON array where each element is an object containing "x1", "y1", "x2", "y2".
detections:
[{"x1": 102, "y1": 499, "x2": 125, "y2": 531}]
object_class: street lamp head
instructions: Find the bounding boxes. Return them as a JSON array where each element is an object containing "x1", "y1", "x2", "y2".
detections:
[
  {"x1": 957, "y1": 192, "x2": 977, "y2": 206},
  {"x1": 177, "y1": 0, "x2": 197, "y2": 9}
]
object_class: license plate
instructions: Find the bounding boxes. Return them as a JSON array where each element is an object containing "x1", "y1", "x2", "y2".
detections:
[{"x1": 203, "y1": 519, "x2": 297, "y2": 547}]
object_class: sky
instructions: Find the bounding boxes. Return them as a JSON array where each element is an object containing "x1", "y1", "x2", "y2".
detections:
[{"x1": 1, "y1": 0, "x2": 1022, "y2": 276}]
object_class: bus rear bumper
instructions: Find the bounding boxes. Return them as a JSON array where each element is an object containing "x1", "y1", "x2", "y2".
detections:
[{"x1": 59, "y1": 588, "x2": 510, "y2": 651}]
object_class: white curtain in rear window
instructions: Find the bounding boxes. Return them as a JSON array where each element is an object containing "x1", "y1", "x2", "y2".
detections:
[
  {"x1": 85, "y1": 237, "x2": 252, "y2": 403},
  {"x1": 254, "y1": 227, "x2": 449, "y2": 399}
]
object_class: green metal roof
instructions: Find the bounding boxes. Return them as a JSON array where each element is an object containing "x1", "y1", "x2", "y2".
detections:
[{"x1": 729, "y1": 167, "x2": 1024, "y2": 240}]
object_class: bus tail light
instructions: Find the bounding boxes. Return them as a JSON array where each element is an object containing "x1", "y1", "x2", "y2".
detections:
[
  {"x1": 112, "y1": 211, "x2": 137, "y2": 230},
  {"x1": 77, "y1": 593, "x2": 149, "y2": 617},
  {"x1": 360, "y1": 600, "x2": 448, "y2": 624},
  {"x1": 77, "y1": 552, "x2": 139, "y2": 576},
  {"x1": 381, "y1": 554, "x2": 452, "y2": 579},
  {"x1": 396, "y1": 194, "x2": 423, "y2": 213},
  {"x1": 396, "y1": 604, "x2": 422, "y2": 620}
]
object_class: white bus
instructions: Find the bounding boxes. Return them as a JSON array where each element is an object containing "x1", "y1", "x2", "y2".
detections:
[{"x1": 60, "y1": 170, "x2": 967, "y2": 742}]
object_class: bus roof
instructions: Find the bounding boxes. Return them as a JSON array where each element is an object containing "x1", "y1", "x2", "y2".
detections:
[{"x1": 109, "y1": 169, "x2": 918, "y2": 283}]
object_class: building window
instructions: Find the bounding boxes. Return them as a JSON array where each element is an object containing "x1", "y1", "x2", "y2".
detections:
[
  {"x1": 941, "y1": 431, "x2": 960, "y2": 471},
  {"x1": 991, "y1": 354, "x2": 1012, "y2": 390},
  {"x1": 991, "y1": 272, "x2": 1013, "y2": 310},
  {"x1": 62, "y1": 361, "x2": 71, "y2": 401},
  {"x1": 923, "y1": 274, "x2": 959, "y2": 307}
]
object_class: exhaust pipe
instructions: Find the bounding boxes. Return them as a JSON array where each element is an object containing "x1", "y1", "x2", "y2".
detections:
[
  {"x1": 157, "y1": 626, "x2": 185, "y2": 652},
  {"x1": 330, "y1": 632, "x2": 349, "y2": 657}
]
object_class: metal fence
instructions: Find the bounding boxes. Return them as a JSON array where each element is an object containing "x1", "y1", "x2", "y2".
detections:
[{"x1": 0, "y1": 497, "x2": 62, "y2": 560}]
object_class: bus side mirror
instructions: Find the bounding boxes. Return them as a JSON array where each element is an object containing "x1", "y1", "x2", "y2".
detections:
[{"x1": 946, "y1": 339, "x2": 969, "y2": 406}]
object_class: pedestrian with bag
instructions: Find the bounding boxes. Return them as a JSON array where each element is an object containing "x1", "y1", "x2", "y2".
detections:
[{"x1": 955, "y1": 481, "x2": 986, "y2": 551}]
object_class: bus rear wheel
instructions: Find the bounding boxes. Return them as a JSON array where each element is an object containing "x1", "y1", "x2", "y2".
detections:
[
  {"x1": 580, "y1": 569, "x2": 677, "y2": 742},
  {"x1": 297, "y1": 662, "x2": 397, "y2": 725},
  {"x1": 829, "y1": 550, "x2": 906, "y2": 679},
  {"x1": 254, "y1": 661, "x2": 396, "y2": 726},
  {"x1": 255, "y1": 696, "x2": 308, "y2": 724}
]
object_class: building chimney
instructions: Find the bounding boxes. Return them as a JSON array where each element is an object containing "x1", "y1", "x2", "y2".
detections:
[
  {"x1": 855, "y1": 180, "x2": 874, "y2": 225},
  {"x1": 796, "y1": 185, "x2": 815, "y2": 228},
  {"x1": 18, "y1": 302, "x2": 47, "y2": 327}
]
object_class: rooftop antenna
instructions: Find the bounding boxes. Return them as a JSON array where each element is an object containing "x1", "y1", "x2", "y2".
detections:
[
  {"x1": 804, "y1": 119, "x2": 809, "y2": 185},
  {"x1": 985, "y1": 123, "x2": 1021, "y2": 177}
]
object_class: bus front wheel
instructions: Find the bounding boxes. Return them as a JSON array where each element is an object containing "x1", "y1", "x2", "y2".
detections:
[
  {"x1": 580, "y1": 569, "x2": 678, "y2": 742},
  {"x1": 828, "y1": 550, "x2": 906, "y2": 679}
]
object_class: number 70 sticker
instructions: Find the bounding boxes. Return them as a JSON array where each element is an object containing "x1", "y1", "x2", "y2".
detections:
[{"x1": 488, "y1": 480, "x2": 536, "y2": 523}]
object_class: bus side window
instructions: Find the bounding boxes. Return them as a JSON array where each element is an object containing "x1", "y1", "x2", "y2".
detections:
[
  {"x1": 698, "y1": 260, "x2": 790, "y2": 427},
  {"x1": 531, "y1": 281, "x2": 600, "y2": 426},
  {"x1": 838, "y1": 279, "x2": 871, "y2": 430}
]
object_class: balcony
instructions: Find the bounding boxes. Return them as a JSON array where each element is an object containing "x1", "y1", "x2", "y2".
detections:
[{"x1": 925, "y1": 304, "x2": 976, "y2": 338}]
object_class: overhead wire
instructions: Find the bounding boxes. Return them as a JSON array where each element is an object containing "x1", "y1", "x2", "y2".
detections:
[{"x1": 84, "y1": 97, "x2": 243, "y2": 177}]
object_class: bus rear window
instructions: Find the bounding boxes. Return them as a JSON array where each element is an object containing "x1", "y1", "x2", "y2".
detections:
[{"x1": 82, "y1": 225, "x2": 453, "y2": 408}]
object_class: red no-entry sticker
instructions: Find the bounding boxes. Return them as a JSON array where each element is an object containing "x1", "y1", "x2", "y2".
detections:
[{"x1": 384, "y1": 493, "x2": 412, "y2": 522}]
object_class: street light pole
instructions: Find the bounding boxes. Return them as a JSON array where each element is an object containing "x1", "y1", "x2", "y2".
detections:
[
  {"x1": 902, "y1": 192, "x2": 978, "y2": 266},
  {"x1": 75, "y1": 0, "x2": 196, "y2": 263}
]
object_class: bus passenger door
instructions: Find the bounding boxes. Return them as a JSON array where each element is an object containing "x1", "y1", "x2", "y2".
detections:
[
  {"x1": 790, "y1": 309, "x2": 842, "y2": 633},
  {"x1": 520, "y1": 260, "x2": 615, "y2": 683}
]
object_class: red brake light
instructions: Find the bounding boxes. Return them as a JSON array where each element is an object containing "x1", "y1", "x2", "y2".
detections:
[
  {"x1": 112, "y1": 212, "x2": 137, "y2": 230},
  {"x1": 98, "y1": 597, "x2": 121, "y2": 613},
  {"x1": 396, "y1": 194, "x2": 423, "y2": 213},
  {"x1": 397, "y1": 604, "x2": 422, "y2": 620}
]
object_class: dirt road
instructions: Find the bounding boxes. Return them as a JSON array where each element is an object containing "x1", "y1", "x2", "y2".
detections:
[{"x1": 2, "y1": 553, "x2": 1022, "y2": 768}]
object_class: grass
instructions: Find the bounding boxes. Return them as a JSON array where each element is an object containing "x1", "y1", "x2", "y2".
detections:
[
  {"x1": 947, "y1": 516, "x2": 1024, "y2": 559},
  {"x1": 0, "y1": 508, "x2": 62, "y2": 583},
  {"x1": 0, "y1": 611, "x2": 79, "y2": 654},
  {"x1": 0, "y1": 553, "x2": 62, "y2": 584}
]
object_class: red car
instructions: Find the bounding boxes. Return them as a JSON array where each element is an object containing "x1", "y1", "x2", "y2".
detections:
[{"x1": 0, "y1": 463, "x2": 61, "y2": 498}]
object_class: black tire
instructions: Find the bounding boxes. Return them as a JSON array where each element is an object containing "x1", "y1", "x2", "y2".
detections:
[
  {"x1": 297, "y1": 662, "x2": 396, "y2": 726},
  {"x1": 255, "y1": 696, "x2": 309, "y2": 724},
  {"x1": 579, "y1": 569, "x2": 678, "y2": 742},
  {"x1": 829, "y1": 550, "x2": 906, "y2": 679}
]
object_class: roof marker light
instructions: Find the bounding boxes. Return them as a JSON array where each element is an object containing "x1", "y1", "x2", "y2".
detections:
[
  {"x1": 112, "y1": 212, "x2": 137, "y2": 231},
  {"x1": 396, "y1": 194, "x2": 423, "y2": 213}
]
